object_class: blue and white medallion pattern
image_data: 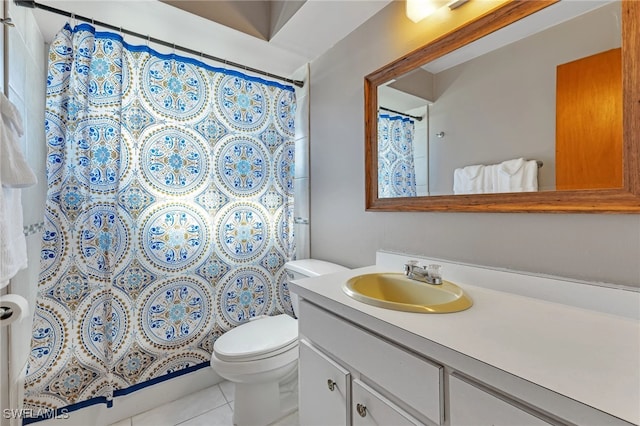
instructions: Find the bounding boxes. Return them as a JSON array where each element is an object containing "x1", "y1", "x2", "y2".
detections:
[
  {"x1": 275, "y1": 90, "x2": 296, "y2": 136},
  {"x1": 140, "y1": 127, "x2": 209, "y2": 196},
  {"x1": 73, "y1": 30, "x2": 124, "y2": 108},
  {"x1": 44, "y1": 115, "x2": 66, "y2": 186},
  {"x1": 218, "y1": 266, "x2": 271, "y2": 327},
  {"x1": 216, "y1": 136, "x2": 269, "y2": 196},
  {"x1": 140, "y1": 56, "x2": 209, "y2": 121},
  {"x1": 140, "y1": 203, "x2": 210, "y2": 271},
  {"x1": 215, "y1": 74, "x2": 268, "y2": 132},
  {"x1": 25, "y1": 23, "x2": 297, "y2": 419},
  {"x1": 139, "y1": 277, "x2": 213, "y2": 348},
  {"x1": 275, "y1": 142, "x2": 295, "y2": 196},
  {"x1": 377, "y1": 114, "x2": 417, "y2": 198},
  {"x1": 25, "y1": 303, "x2": 68, "y2": 384},
  {"x1": 77, "y1": 204, "x2": 130, "y2": 278},
  {"x1": 39, "y1": 209, "x2": 68, "y2": 284},
  {"x1": 75, "y1": 116, "x2": 130, "y2": 193},
  {"x1": 78, "y1": 291, "x2": 129, "y2": 364},
  {"x1": 217, "y1": 202, "x2": 269, "y2": 262}
]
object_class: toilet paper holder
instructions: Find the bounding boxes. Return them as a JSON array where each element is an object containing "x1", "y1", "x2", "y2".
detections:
[{"x1": 0, "y1": 306, "x2": 13, "y2": 320}]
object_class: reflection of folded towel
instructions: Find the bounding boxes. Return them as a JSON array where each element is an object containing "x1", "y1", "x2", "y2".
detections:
[
  {"x1": 1, "y1": 93, "x2": 37, "y2": 188},
  {"x1": 454, "y1": 164, "x2": 490, "y2": 194},
  {"x1": 494, "y1": 158, "x2": 538, "y2": 192}
]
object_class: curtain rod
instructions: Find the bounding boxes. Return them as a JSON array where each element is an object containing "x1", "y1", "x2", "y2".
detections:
[
  {"x1": 14, "y1": 0, "x2": 305, "y2": 88},
  {"x1": 378, "y1": 106, "x2": 423, "y2": 121}
]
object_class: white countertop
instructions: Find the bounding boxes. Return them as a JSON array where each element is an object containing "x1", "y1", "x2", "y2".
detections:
[{"x1": 290, "y1": 265, "x2": 640, "y2": 425}]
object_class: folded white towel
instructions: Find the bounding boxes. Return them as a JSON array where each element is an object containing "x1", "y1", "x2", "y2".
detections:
[
  {"x1": 484, "y1": 164, "x2": 500, "y2": 193},
  {"x1": 1, "y1": 93, "x2": 37, "y2": 188},
  {"x1": 453, "y1": 164, "x2": 490, "y2": 194},
  {"x1": 494, "y1": 158, "x2": 538, "y2": 193}
]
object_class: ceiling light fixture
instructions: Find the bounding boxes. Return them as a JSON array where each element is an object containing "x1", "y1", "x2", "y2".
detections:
[
  {"x1": 406, "y1": 0, "x2": 470, "y2": 23},
  {"x1": 447, "y1": 0, "x2": 470, "y2": 10}
]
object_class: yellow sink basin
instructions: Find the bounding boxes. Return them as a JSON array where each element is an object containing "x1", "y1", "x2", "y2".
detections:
[{"x1": 343, "y1": 273, "x2": 473, "y2": 313}]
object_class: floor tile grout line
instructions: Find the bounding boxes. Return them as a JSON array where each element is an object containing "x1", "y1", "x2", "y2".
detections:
[
  {"x1": 171, "y1": 402, "x2": 234, "y2": 426},
  {"x1": 165, "y1": 384, "x2": 229, "y2": 426},
  {"x1": 129, "y1": 384, "x2": 229, "y2": 426},
  {"x1": 220, "y1": 382, "x2": 234, "y2": 404}
]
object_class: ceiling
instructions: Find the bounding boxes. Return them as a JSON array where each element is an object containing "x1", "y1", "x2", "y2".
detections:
[{"x1": 30, "y1": 0, "x2": 393, "y2": 81}]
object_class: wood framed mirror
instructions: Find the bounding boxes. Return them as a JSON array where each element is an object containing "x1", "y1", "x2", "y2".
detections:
[{"x1": 364, "y1": 0, "x2": 640, "y2": 213}]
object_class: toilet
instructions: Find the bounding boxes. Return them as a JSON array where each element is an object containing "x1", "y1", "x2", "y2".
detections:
[{"x1": 210, "y1": 259, "x2": 348, "y2": 426}]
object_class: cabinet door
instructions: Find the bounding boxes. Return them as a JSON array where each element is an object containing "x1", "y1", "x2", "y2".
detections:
[
  {"x1": 299, "y1": 339, "x2": 351, "y2": 426},
  {"x1": 352, "y1": 379, "x2": 423, "y2": 426},
  {"x1": 449, "y1": 375, "x2": 554, "y2": 426},
  {"x1": 556, "y1": 48, "x2": 622, "y2": 190},
  {"x1": 300, "y1": 300, "x2": 443, "y2": 424}
]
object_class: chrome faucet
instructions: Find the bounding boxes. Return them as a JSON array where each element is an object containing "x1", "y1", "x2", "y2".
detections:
[{"x1": 404, "y1": 260, "x2": 443, "y2": 285}]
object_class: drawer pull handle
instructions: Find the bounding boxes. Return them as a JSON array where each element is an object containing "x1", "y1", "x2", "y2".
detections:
[
  {"x1": 356, "y1": 403, "x2": 367, "y2": 417},
  {"x1": 327, "y1": 379, "x2": 336, "y2": 391}
]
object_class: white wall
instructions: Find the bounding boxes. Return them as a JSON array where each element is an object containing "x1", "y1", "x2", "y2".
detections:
[
  {"x1": 308, "y1": 1, "x2": 640, "y2": 288},
  {"x1": 293, "y1": 64, "x2": 310, "y2": 260}
]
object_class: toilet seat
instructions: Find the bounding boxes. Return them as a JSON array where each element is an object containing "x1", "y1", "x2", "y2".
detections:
[{"x1": 214, "y1": 314, "x2": 298, "y2": 362}]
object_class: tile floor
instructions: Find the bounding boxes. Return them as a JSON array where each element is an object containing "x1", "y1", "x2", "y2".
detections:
[{"x1": 108, "y1": 381, "x2": 298, "y2": 426}]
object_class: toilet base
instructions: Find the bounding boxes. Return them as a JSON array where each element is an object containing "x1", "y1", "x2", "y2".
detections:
[{"x1": 232, "y1": 371, "x2": 298, "y2": 426}]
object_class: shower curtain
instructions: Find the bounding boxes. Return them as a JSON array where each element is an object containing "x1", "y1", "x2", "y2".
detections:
[
  {"x1": 377, "y1": 113, "x2": 417, "y2": 197},
  {"x1": 23, "y1": 23, "x2": 296, "y2": 422}
]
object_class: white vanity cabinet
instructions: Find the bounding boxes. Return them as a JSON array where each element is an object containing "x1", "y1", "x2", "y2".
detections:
[
  {"x1": 298, "y1": 339, "x2": 350, "y2": 426},
  {"x1": 298, "y1": 339, "x2": 424, "y2": 426},
  {"x1": 448, "y1": 374, "x2": 554, "y2": 426},
  {"x1": 291, "y1": 261, "x2": 640, "y2": 426},
  {"x1": 298, "y1": 299, "x2": 565, "y2": 426},
  {"x1": 298, "y1": 299, "x2": 444, "y2": 426},
  {"x1": 351, "y1": 379, "x2": 423, "y2": 426}
]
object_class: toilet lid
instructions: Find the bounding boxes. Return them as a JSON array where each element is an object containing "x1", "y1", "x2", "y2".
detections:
[{"x1": 214, "y1": 314, "x2": 298, "y2": 362}]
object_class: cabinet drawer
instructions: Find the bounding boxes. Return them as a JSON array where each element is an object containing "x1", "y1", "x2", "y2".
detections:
[
  {"x1": 352, "y1": 379, "x2": 422, "y2": 426},
  {"x1": 299, "y1": 300, "x2": 443, "y2": 424},
  {"x1": 299, "y1": 339, "x2": 351, "y2": 426},
  {"x1": 449, "y1": 374, "x2": 554, "y2": 426}
]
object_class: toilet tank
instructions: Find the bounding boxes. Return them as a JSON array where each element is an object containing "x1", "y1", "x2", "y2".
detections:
[{"x1": 284, "y1": 259, "x2": 348, "y2": 316}]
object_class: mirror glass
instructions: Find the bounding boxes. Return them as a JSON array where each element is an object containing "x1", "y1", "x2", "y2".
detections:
[{"x1": 376, "y1": 0, "x2": 622, "y2": 198}]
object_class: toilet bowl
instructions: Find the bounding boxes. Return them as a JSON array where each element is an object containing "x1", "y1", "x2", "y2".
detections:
[{"x1": 210, "y1": 259, "x2": 348, "y2": 426}]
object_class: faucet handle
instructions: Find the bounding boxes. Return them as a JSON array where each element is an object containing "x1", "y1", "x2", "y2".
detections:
[
  {"x1": 427, "y1": 264, "x2": 443, "y2": 284},
  {"x1": 404, "y1": 260, "x2": 418, "y2": 274}
]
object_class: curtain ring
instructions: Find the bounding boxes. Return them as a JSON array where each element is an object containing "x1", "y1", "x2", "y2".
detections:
[
  {"x1": 71, "y1": 13, "x2": 77, "y2": 28},
  {"x1": 146, "y1": 34, "x2": 150, "y2": 48}
]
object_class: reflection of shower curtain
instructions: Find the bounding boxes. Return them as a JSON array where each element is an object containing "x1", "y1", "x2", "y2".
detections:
[
  {"x1": 377, "y1": 113, "x2": 417, "y2": 197},
  {"x1": 23, "y1": 24, "x2": 296, "y2": 422}
]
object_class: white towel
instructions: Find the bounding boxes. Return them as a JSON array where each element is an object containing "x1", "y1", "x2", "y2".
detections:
[
  {"x1": 453, "y1": 164, "x2": 490, "y2": 194},
  {"x1": 0, "y1": 187, "x2": 28, "y2": 287},
  {"x1": 483, "y1": 164, "x2": 499, "y2": 193},
  {"x1": 494, "y1": 158, "x2": 538, "y2": 193},
  {"x1": 0, "y1": 94, "x2": 35, "y2": 287},
  {"x1": 1, "y1": 93, "x2": 37, "y2": 188}
]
